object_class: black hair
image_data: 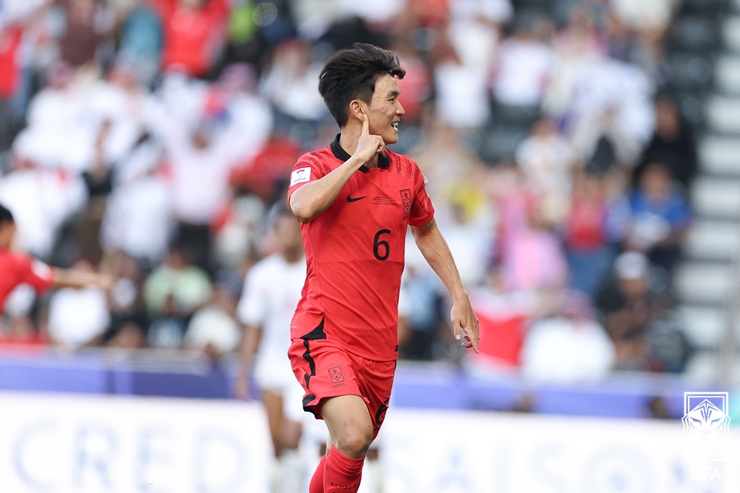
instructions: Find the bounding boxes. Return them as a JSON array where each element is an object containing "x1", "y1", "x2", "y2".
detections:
[
  {"x1": 318, "y1": 43, "x2": 405, "y2": 127},
  {"x1": 0, "y1": 204, "x2": 14, "y2": 225}
]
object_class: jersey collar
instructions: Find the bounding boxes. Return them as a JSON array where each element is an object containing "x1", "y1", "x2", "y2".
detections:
[{"x1": 330, "y1": 133, "x2": 390, "y2": 173}]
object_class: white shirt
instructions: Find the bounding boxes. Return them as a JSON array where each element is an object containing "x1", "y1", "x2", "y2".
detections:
[
  {"x1": 237, "y1": 254, "x2": 306, "y2": 368},
  {"x1": 493, "y1": 38, "x2": 554, "y2": 106},
  {"x1": 0, "y1": 168, "x2": 87, "y2": 258},
  {"x1": 521, "y1": 317, "x2": 615, "y2": 384},
  {"x1": 48, "y1": 287, "x2": 110, "y2": 348},
  {"x1": 184, "y1": 306, "x2": 241, "y2": 354}
]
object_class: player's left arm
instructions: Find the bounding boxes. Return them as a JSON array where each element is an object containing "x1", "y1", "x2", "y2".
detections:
[{"x1": 411, "y1": 218, "x2": 479, "y2": 353}]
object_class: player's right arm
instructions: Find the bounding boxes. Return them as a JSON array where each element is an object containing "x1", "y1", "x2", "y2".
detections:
[{"x1": 289, "y1": 115, "x2": 384, "y2": 223}]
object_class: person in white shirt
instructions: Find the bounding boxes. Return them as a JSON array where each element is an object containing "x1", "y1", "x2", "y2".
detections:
[
  {"x1": 234, "y1": 206, "x2": 307, "y2": 493},
  {"x1": 47, "y1": 259, "x2": 111, "y2": 349}
]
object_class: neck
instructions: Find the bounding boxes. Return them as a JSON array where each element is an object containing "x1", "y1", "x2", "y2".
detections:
[{"x1": 338, "y1": 126, "x2": 379, "y2": 168}]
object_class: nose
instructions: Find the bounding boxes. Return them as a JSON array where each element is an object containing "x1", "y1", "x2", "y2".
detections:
[{"x1": 396, "y1": 99, "x2": 405, "y2": 116}]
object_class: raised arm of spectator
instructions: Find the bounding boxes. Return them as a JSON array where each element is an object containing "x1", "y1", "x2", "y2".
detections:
[{"x1": 411, "y1": 218, "x2": 480, "y2": 353}]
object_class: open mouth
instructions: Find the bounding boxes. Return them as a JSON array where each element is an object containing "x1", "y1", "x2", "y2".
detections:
[{"x1": 391, "y1": 122, "x2": 399, "y2": 130}]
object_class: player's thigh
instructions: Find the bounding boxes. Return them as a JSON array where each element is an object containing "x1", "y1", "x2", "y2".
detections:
[{"x1": 320, "y1": 394, "x2": 373, "y2": 451}]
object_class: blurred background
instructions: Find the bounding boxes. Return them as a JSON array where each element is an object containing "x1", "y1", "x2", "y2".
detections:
[{"x1": 0, "y1": 0, "x2": 739, "y2": 492}]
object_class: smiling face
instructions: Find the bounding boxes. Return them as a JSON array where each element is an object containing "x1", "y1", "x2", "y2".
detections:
[{"x1": 361, "y1": 74, "x2": 405, "y2": 145}]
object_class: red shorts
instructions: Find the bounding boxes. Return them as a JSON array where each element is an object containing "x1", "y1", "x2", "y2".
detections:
[{"x1": 288, "y1": 337, "x2": 396, "y2": 439}]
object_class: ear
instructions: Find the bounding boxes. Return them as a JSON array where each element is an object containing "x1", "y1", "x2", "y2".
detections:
[{"x1": 349, "y1": 100, "x2": 365, "y2": 122}]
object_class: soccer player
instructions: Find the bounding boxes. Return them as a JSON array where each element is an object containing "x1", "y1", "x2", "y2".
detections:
[
  {"x1": 286, "y1": 43, "x2": 480, "y2": 493},
  {"x1": 0, "y1": 204, "x2": 114, "y2": 311},
  {"x1": 234, "y1": 206, "x2": 307, "y2": 493}
]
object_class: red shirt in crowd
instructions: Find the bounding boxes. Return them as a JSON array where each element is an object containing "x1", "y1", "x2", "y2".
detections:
[
  {"x1": 0, "y1": 25, "x2": 24, "y2": 99},
  {"x1": 150, "y1": 0, "x2": 229, "y2": 77},
  {"x1": 0, "y1": 249, "x2": 55, "y2": 310},
  {"x1": 287, "y1": 136, "x2": 435, "y2": 361}
]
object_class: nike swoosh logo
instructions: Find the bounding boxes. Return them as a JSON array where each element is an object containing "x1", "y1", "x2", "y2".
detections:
[{"x1": 347, "y1": 194, "x2": 367, "y2": 203}]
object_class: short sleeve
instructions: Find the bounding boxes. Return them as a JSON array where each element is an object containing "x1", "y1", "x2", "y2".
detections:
[
  {"x1": 18, "y1": 256, "x2": 55, "y2": 294},
  {"x1": 286, "y1": 154, "x2": 327, "y2": 203},
  {"x1": 408, "y1": 162, "x2": 435, "y2": 227},
  {"x1": 236, "y1": 266, "x2": 266, "y2": 327}
]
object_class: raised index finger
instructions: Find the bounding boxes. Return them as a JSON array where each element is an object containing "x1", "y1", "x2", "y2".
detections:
[{"x1": 361, "y1": 113, "x2": 369, "y2": 136}]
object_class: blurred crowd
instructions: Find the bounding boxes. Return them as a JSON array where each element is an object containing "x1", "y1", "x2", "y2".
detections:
[{"x1": 0, "y1": 0, "x2": 697, "y2": 382}]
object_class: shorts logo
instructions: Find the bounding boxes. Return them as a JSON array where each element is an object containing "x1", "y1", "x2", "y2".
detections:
[
  {"x1": 400, "y1": 188, "x2": 412, "y2": 219},
  {"x1": 328, "y1": 366, "x2": 345, "y2": 387}
]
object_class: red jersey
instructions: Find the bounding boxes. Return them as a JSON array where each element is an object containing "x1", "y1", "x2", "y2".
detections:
[
  {"x1": 0, "y1": 249, "x2": 55, "y2": 310},
  {"x1": 287, "y1": 136, "x2": 435, "y2": 361}
]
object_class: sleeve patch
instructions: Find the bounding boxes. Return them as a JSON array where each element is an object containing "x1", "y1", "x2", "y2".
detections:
[{"x1": 290, "y1": 167, "x2": 311, "y2": 186}]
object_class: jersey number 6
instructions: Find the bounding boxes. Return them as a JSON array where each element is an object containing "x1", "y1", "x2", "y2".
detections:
[{"x1": 373, "y1": 229, "x2": 391, "y2": 261}]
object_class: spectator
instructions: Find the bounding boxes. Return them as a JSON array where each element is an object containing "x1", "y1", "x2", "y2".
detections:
[
  {"x1": 521, "y1": 290, "x2": 616, "y2": 384},
  {"x1": 501, "y1": 202, "x2": 568, "y2": 293},
  {"x1": 119, "y1": 1, "x2": 163, "y2": 85},
  {"x1": 626, "y1": 162, "x2": 691, "y2": 277},
  {"x1": 260, "y1": 40, "x2": 326, "y2": 131},
  {"x1": 211, "y1": 62, "x2": 273, "y2": 165},
  {"x1": 564, "y1": 171, "x2": 615, "y2": 297},
  {"x1": 101, "y1": 136, "x2": 173, "y2": 265},
  {"x1": 515, "y1": 117, "x2": 576, "y2": 224},
  {"x1": 183, "y1": 282, "x2": 241, "y2": 358},
  {"x1": 143, "y1": 244, "x2": 212, "y2": 319},
  {"x1": 150, "y1": 0, "x2": 230, "y2": 78},
  {"x1": 0, "y1": 161, "x2": 87, "y2": 260},
  {"x1": 105, "y1": 252, "x2": 150, "y2": 343},
  {"x1": 12, "y1": 62, "x2": 98, "y2": 172},
  {"x1": 47, "y1": 259, "x2": 111, "y2": 349},
  {"x1": 635, "y1": 95, "x2": 697, "y2": 190},
  {"x1": 59, "y1": 0, "x2": 113, "y2": 68},
  {"x1": 159, "y1": 115, "x2": 240, "y2": 270},
  {"x1": 434, "y1": 37, "x2": 490, "y2": 129},
  {"x1": 491, "y1": 21, "x2": 553, "y2": 107},
  {"x1": 595, "y1": 250, "x2": 656, "y2": 370}
]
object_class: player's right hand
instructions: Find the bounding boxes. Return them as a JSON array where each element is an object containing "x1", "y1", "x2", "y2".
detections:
[
  {"x1": 354, "y1": 114, "x2": 385, "y2": 165},
  {"x1": 233, "y1": 373, "x2": 251, "y2": 401}
]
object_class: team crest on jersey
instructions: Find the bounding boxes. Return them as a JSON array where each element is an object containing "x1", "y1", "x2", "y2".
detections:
[
  {"x1": 328, "y1": 366, "x2": 345, "y2": 387},
  {"x1": 400, "y1": 188, "x2": 412, "y2": 219}
]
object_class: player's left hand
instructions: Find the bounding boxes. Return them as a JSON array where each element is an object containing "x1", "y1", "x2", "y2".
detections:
[{"x1": 450, "y1": 295, "x2": 479, "y2": 353}]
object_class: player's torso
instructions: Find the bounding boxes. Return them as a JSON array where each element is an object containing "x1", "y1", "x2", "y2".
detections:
[
  {"x1": 257, "y1": 256, "x2": 306, "y2": 350},
  {"x1": 311, "y1": 159, "x2": 415, "y2": 266}
]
